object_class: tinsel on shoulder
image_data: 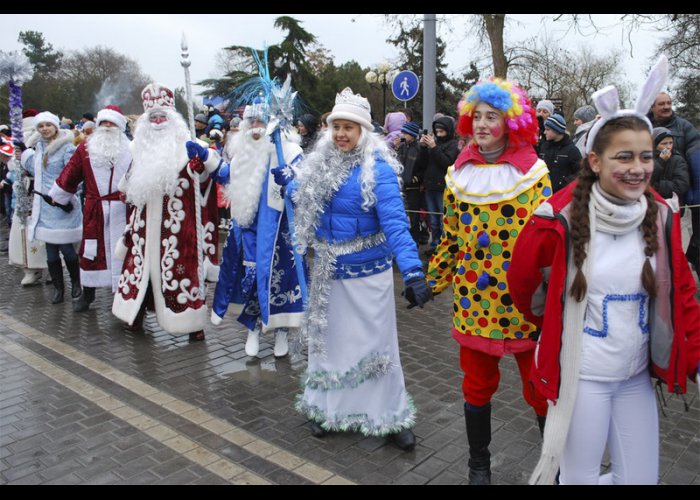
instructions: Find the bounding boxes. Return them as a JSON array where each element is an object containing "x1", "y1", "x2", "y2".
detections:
[
  {"x1": 290, "y1": 138, "x2": 363, "y2": 254},
  {"x1": 12, "y1": 169, "x2": 32, "y2": 224}
]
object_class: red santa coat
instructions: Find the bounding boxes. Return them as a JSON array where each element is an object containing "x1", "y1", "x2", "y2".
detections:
[
  {"x1": 112, "y1": 148, "x2": 219, "y2": 334},
  {"x1": 49, "y1": 141, "x2": 130, "y2": 291}
]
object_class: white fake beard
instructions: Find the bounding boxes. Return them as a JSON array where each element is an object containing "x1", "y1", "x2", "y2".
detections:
[
  {"x1": 86, "y1": 126, "x2": 129, "y2": 169},
  {"x1": 126, "y1": 109, "x2": 190, "y2": 208},
  {"x1": 225, "y1": 121, "x2": 275, "y2": 226}
]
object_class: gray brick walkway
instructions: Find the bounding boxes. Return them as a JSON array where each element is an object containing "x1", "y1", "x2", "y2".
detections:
[{"x1": 0, "y1": 219, "x2": 698, "y2": 485}]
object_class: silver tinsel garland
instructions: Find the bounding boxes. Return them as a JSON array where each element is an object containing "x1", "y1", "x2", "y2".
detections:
[
  {"x1": 304, "y1": 352, "x2": 394, "y2": 391},
  {"x1": 291, "y1": 145, "x2": 363, "y2": 255},
  {"x1": 294, "y1": 393, "x2": 416, "y2": 437},
  {"x1": 12, "y1": 168, "x2": 32, "y2": 224},
  {"x1": 299, "y1": 232, "x2": 387, "y2": 358}
]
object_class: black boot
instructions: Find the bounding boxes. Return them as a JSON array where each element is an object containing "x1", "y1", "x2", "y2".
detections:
[
  {"x1": 464, "y1": 402, "x2": 492, "y2": 485},
  {"x1": 309, "y1": 421, "x2": 327, "y2": 438},
  {"x1": 390, "y1": 428, "x2": 416, "y2": 451},
  {"x1": 537, "y1": 415, "x2": 546, "y2": 438},
  {"x1": 65, "y1": 256, "x2": 82, "y2": 299},
  {"x1": 73, "y1": 286, "x2": 95, "y2": 312},
  {"x1": 47, "y1": 260, "x2": 65, "y2": 304}
]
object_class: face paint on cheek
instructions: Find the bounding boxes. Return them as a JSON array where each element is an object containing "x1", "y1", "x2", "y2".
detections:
[
  {"x1": 489, "y1": 124, "x2": 503, "y2": 138},
  {"x1": 612, "y1": 171, "x2": 652, "y2": 182}
]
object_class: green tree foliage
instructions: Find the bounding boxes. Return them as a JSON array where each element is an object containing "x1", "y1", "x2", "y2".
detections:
[
  {"x1": 312, "y1": 60, "x2": 375, "y2": 118},
  {"x1": 199, "y1": 16, "x2": 364, "y2": 122},
  {"x1": 385, "y1": 18, "x2": 477, "y2": 125},
  {"x1": 55, "y1": 46, "x2": 150, "y2": 116},
  {"x1": 199, "y1": 17, "x2": 318, "y2": 109},
  {"x1": 653, "y1": 14, "x2": 700, "y2": 126},
  {"x1": 12, "y1": 33, "x2": 151, "y2": 119},
  {"x1": 17, "y1": 30, "x2": 64, "y2": 115},
  {"x1": 508, "y1": 37, "x2": 627, "y2": 125},
  {"x1": 18, "y1": 30, "x2": 63, "y2": 73}
]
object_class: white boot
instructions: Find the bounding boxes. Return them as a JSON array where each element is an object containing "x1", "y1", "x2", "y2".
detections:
[
  {"x1": 245, "y1": 329, "x2": 260, "y2": 357},
  {"x1": 273, "y1": 329, "x2": 288, "y2": 358},
  {"x1": 21, "y1": 269, "x2": 42, "y2": 286}
]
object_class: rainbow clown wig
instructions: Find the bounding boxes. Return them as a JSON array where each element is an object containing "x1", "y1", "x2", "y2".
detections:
[{"x1": 456, "y1": 77, "x2": 538, "y2": 147}]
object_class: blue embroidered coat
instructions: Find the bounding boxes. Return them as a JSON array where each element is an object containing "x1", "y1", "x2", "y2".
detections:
[
  {"x1": 210, "y1": 145, "x2": 306, "y2": 332},
  {"x1": 288, "y1": 158, "x2": 423, "y2": 281}
]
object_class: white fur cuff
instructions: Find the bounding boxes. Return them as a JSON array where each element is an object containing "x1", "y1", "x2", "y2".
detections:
[{"x1": 203, "y1": 149, "x2": 222, "y2": 173}]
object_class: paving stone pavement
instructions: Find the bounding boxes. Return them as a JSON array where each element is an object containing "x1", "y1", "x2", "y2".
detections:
[{"x1": 0, "y1": 219, "x2": 698, "y2": 485}]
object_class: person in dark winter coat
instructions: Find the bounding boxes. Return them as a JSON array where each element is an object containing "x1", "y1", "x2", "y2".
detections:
[
  {"x1": 396, "y1": 121, "x2": 427, "y2": 245},
  {"x1": 648, "y1": 92, "x2": 700, "y2": 274},
  {"x1": 538, "y1": 113, "x2": 582, "y2": 192},
  {"x1": 419, "y1": 115, "x2": 460, "y2": 253},
  {"x1": 296, "y1": 113, "x2": 319, "y2": 154},
  {"x1": 650, "y1": 127, "x2": 690, "y2": 206}
]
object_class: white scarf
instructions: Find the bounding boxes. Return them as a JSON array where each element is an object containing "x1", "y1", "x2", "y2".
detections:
[{"x1": 530, "y1": 181, "x2": 647, "y2": 484}]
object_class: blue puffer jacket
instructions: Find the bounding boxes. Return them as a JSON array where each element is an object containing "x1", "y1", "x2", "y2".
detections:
[{"x1": 294, "y1": 158, "x2": 423, "y2": 281}]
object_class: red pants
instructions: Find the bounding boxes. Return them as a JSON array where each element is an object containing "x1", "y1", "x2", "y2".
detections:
[{"x1": 460, "y1": 346, "x2": 548, "y2": 417}]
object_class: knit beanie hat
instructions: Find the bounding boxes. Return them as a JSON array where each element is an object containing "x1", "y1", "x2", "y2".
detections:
[
  {"x1": 400, "y1": 121, "x2": 421, "y2": 138},
  {"x1": 326, "y1": 87, "x2": 373, "y2": 131},
  {"x1": 573, "y1": 105, "x2": 596, "y2": 124},
  {"x1": 194, "y1": 113, "x2": 208, "y2": 125},
  {"x1": 652, "y1": 127, "x2": 673, "y2": 146},
  {"x1": 536, "y1": 99, "x2": 554, "y2": 115},
  {"x1": 34, "y1": 111, "x2": 60, "y2": 130},
  {"x1": 544, "y1": 114, "x2": 567, "y2": 134}
]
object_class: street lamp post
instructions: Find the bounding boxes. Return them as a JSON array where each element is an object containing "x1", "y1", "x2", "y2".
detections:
[{"x1": 365, "y1": 63, "x2": 394, "y2": 125}]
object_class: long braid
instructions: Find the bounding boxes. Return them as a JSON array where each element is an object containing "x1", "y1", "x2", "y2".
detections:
[
  {"x1": 569, "y1": 115, "x2": 655, "y2": 302},
  {"x1": 640, "y1": 189, "x2": 659, "y2": 298},
  {"x1": 568, "y1": 162, "x2": 596, "y2": 302}
]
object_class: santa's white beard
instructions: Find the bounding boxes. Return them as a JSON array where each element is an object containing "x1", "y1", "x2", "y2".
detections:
[
  {"x1": 126, "y1": 110, "x2": 190, "y2": 208},
  {"x1": 87, "y1": 127, "x2": 129, "y2": 169},
  {"x1": 226, "y1": 122, "x2": 274, "y2": 227}
]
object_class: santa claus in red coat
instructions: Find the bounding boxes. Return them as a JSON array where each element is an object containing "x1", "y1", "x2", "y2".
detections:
[
  {"x1": 112, "y1": 83, "x2": 221, "y2": 342},
  {"x1": 49, "y1": 105, "x2": 131, "y2": 312}
]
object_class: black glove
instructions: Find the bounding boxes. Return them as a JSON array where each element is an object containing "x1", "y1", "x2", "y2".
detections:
[{"x1": 403, "y1": 276, "x2": 433, "y2": 309}]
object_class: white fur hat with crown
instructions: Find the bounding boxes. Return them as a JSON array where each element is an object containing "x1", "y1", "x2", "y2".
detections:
[{"x1": 326, "y1": 87, "x2": 373, "y2": 130}]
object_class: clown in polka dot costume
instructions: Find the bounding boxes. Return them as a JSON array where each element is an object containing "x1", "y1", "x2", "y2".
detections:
[{"x1": 427, "y1": 77, "x2": 553, "y2": 484}]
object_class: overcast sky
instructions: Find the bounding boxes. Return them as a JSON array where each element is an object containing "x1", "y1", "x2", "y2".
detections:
[{"x1": 3, "y1": 14, "x2": 663, "y2": 109}]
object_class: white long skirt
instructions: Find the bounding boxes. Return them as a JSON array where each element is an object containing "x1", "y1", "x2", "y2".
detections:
[{"x1": 295, "y1": 269, "x2": 415, "y2": 436}]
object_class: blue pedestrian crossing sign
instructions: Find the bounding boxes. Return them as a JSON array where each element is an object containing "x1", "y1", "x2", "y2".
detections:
[{"x1": 392, "y1": 70, "x2": 419, "y2": 102}]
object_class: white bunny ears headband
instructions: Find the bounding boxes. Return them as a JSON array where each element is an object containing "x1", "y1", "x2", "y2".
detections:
[{"x1": 585, "y1": 54, "x2": 669, "y2": 154}]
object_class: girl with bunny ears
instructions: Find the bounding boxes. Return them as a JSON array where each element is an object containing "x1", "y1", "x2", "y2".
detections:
[{"x1": 508, "y1": 55, "x2": 700, "y2": 485}]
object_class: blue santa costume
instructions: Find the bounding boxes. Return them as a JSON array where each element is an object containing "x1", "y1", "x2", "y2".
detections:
[{"x1": 193, "y1": 103, "x2": 306, "y2": 358}]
